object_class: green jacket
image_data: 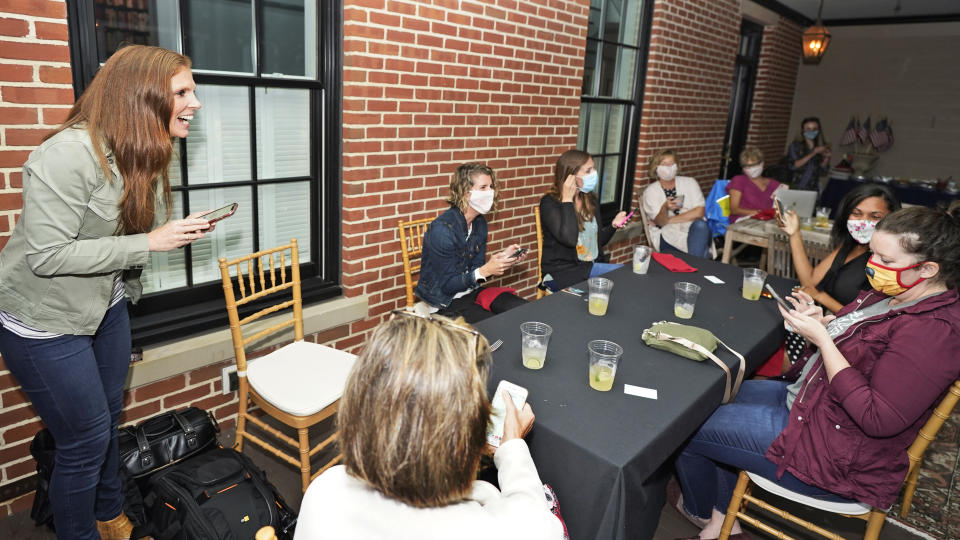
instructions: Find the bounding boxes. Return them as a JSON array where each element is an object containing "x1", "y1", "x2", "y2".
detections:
[{"x1": 0, "y1": 126, "x2": 164, "y2": 335}]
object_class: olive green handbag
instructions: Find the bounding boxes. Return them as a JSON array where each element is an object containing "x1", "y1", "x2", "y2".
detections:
[{"x1": 642, "y1": 321, "x2": 745, "y2": 403}]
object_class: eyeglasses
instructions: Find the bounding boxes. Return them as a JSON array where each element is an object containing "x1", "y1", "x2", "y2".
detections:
[{"x1": 389, "y1": 309, "x2": 483, "y2": 360}]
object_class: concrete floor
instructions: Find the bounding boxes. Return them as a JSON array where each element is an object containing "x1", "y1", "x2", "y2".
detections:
[{"x1": 0, "y1": 425, "x2": 931, "y2": 540}]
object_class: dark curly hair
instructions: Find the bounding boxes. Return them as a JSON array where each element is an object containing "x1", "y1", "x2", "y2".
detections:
[{"x1": 875, "y1": 201, "x2": 960, "y2": 289}]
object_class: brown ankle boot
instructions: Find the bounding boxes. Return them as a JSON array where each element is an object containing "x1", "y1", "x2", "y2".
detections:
[{"x1": 96, "y1": 512, "x2": 134, "y2": 540}]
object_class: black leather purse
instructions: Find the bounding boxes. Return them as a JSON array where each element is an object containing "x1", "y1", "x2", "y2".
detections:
[{"x1": 118, "y1": 407, "x2": 220, "y2": 478}]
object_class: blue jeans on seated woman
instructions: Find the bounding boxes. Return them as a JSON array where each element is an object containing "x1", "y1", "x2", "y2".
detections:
[
  {"x1": 0, "y1": 302, "x2": 130, "y2": 540},
  {"x1": 659, "y1": 219, "x2": 711, "y2": 259},
  {"x1": 675, "y1": 380, "x2": 851, "y2": 520}
]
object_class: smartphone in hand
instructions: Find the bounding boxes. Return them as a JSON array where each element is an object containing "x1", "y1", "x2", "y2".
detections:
[
  {"x1": 486, "y1": 380, "x2": 528, "y2": 448},
  {"x1": 201, "y1": 202, "x2": 239, "y2": 224},
  {"x1": 765, "y1": 283, "x2": 793, "y2": 311},
  {"x1": 510, "y1": 247, "x2": 528, "y2": 259},
  {"x1": 774, "y1": 198, "x2": 786, "y2": 226}
]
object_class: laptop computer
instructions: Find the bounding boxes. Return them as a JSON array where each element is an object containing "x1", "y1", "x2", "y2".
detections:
[{"x1": 776, "y1": 190, "x2": 818, "y2": 218}]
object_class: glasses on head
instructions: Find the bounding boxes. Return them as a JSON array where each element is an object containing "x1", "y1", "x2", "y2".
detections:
[{"x1": 389, "y1": 309, "x2": 483, "y2": 359}]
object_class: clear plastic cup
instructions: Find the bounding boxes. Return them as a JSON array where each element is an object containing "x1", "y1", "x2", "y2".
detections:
[
  {"x1": 520, "y1": 321, "x2": 553, "y2": 370},
  {"x1": 588, "y1": 277, "x2": 613, "y2": 316},
  {"x1": 587, "y1": 340, "x2": 623, "y2": 391},
  {"x1": 673, "y1": 282, "x2": 701, "y2": 319},
  {"x1": 742, "y1": 268, "x2": 767, "y2": 301},
  {"x1": 633, "y1": 245, "x2": 652, "y2": 274}
]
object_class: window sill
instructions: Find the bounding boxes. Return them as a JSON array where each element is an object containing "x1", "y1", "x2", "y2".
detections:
[{"x1": 127, "y1": 295, "x2": 368, "y2": 389}]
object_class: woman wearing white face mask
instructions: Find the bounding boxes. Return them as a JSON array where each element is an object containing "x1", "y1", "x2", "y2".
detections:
[
  {"x1": 415, "y1": 163, "x2": 528, "y2": 323},
  {"x1": 727, "y1": 146, "x2": 786, "y2": 224},
  {"x1": 641, "y1": 149, "x2": 712, "y2": 258},
  {"x1": 538, "y1": 150, "x2": 628, "y2": 290},
  {"x1": 779, "y1": 183, "x2": 900, "y2": 313}
]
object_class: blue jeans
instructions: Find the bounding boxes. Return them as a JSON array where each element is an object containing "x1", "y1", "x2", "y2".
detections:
[
  {"x1": 0, "y1": 302, "x2": 131, "y2": 539},
  {"x1": 675, "y1": 380, "x2": 850, "y2": 519},
  {"x1": 660, "y1": 219, "x2": 711, "y2": 259},
  {"x1": 589, "y1": 262, "x2": 623, "y2": 278}
]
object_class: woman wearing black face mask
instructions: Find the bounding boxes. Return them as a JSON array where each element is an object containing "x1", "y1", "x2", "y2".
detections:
[{"x1": 787, "y1": 116, "x2": 831, "y2": 192}]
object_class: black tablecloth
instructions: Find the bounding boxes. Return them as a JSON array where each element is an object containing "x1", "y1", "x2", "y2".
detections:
[
  {"x1": 821, "y1": 178, "x2": 960, "y2": 217},
  {"x1": 475, "y1": 254, "x2": 795, "y2": 540}
]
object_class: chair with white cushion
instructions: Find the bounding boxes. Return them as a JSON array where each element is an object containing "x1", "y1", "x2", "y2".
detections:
[{"x1": 219, "y1": 239, "x2": 356, "y2": 492}]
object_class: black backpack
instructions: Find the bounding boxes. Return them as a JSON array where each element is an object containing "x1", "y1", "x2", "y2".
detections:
[{"x1": 145, "y1": 447, "x2": 297, "y2": 540}]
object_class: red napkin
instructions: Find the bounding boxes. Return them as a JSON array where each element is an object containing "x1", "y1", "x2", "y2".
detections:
[
  {"x1": 475, "y1": 286, "x2": 518, "y2": 311},
  {"x1": 752, "y1": 208, "x2": 777, "y2": 221},
  {"x1": 652, "y1": 252, "x2": 698, "y2": 272}
]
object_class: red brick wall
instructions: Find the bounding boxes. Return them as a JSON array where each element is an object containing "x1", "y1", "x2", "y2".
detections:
[
  {"x1": 745, "y1": 16, "x2": 803, "y2": 164},
  {"x1": 0, "y1": 0, "x2": 73, "y2": 514},
  {"x1": 338, "y1": 0, "x2": 590, "y2": 341},
  {"x1": 608, "y1": 0, "x2": 742, "y2": 262}
]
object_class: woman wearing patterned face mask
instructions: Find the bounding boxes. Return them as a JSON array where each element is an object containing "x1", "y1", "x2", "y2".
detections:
[
  {"x1": 787, "y1": 116, "x2": 831, "y2": 192},
  {"x1": 727, "y1": 146, "x2": 786, "y2": 224},
  {"x1": 779, "y1": 183, "x2": 900, "y2": 314},
  {"x1": 674, "y1": 203, "x2": 960, "y2": 540},
  {"x1": 415, "y1": 163, "x2": 527, "y2": 323},
  {"x1": 538, "y1": 150, "x2": 628, "y2": 291},
  {"x1": 641, "y1": 149, "x2": 712, "y2": 258}
]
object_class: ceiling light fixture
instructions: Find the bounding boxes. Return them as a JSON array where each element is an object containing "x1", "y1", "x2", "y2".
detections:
[{"x1": 801, "y1": 0, "x2": 831, "y2": 65}]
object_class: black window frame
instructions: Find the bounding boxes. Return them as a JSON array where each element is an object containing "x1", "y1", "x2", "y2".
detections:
[
  {"x1": 580, "y1": 0, "x2": 655, "y2": 223},
  {"x1": 65, "y1": 0, "x2": 343, "y2": 347}
]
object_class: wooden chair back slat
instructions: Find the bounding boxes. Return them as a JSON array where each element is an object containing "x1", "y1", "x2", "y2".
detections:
[{"x1": 397, "y1": 217, "x2": 434, "y2": 308}]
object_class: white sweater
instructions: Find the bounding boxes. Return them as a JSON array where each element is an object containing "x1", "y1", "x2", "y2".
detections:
[{"x1": 294, "y1": 439, "x2": 564, "y2": 540}]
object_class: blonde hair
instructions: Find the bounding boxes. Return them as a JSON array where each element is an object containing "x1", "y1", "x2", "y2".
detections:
[
  {"x1": 338, "y1": 313, "x2": 492, "y2": 508},
  {"x1": 739, "y1": 146, "x2": 764, "y2": 165},
  {"x1": 648, "y1": 149, "x2": 678, "y2": 179},
  {"x1": 446, "y1": 162, "x2": 499, "y2": 216}
]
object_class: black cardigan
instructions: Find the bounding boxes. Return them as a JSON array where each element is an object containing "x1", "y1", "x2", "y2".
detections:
[{"x1": 538, "y1": 194, "x2": 616, "y2": 289}]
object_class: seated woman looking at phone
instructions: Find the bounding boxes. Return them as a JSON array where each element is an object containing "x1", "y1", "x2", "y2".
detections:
[
  {"x1": 539, "y1": 150, "x2": 628, "y2": 291},
  {"x1": 295, "y1": 311, "x2": 564, "y2": 540},
  {"x1": 415, "y1": 163, "x2": 527, "y2": 323},
  {"x1": 641, "y1": 149, "x2": 711, "y2": 258},
  {"x1": 778, "y1": 183, "x2": 900, "y2": 313},
  {"x1": 727, "y1": 146, "x2": 785, "y2": 224},
  {"x1": 674, "y1": 203, "x2": 960, "y2": 540}
]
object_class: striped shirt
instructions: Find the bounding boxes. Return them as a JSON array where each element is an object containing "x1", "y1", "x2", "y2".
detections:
[{"x1": 0, "y1": 273, "x2": 126, "y2": 338}]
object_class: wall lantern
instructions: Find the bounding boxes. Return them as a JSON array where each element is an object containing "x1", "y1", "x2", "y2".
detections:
[{"x1": 802, "y1": 0, "x2": 831, "y2": 65}]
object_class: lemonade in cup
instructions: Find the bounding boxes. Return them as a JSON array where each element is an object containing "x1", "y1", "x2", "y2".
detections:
[
  {"x1": 588, "y1": 340, "x2": 623, "y2": 391},
  {"x1": 673, "y1": 282, "x2": 701, "y2": 319},
  {"x1": 742, "y1": 268, "x2": 767, "y2": 301},
  {"x1": 588, "y1": 277, "x2": 613, "y2": 316},
  {"x1": 520, "y1": 321, "x2": 553, "y2": 370}
]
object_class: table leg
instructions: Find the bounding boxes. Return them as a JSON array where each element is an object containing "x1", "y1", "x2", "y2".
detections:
[{"x1": 721, "y1": 231, "x2": 734, "y2": 264}]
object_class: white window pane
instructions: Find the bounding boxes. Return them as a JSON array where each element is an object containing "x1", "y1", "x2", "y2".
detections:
[
  {"x1": 606, "y1": 105, "x2": 625, "y2": 154},
  {"x1": 142, "y1": 193, "x2": 186, "y2": 295},
  {"x1": 190, "y1": 187, "x2": 256, "y2": 286},
  {"x1": 615, "y1": 47, "x2": 637, "y2": 100},
  {"x1": 184, "y1": 0, "x2": 254, "y2": 73},
  {"x1": 586, "y1": 103, "x2": 606, "y2": 156},
  {"x1": 600, "y1": 155, "x2": 620, "y2": 204},
  {"x1": 262, "y1": 0, "x2": 317, "y2": 78},
  {"x1": 256, "y1": 88, "x2": 310, "y2": 179},
  {"x1": 258, "y1": 182, "x2": 310, "y2": 263},
  {"x1": 621, "y1": 0, "x2": 643, "y2": 46},
  {"x1": 186, "y1": 85, "x2": 252, "y2": 185}
]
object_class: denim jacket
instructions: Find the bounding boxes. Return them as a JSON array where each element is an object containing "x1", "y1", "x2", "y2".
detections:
[
  {"x1": 414, "y1": 207, "x2": 487, "y2": 308},
  {"x1": 0, "y1": 127, "x2": 160, "y2": 335}
]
